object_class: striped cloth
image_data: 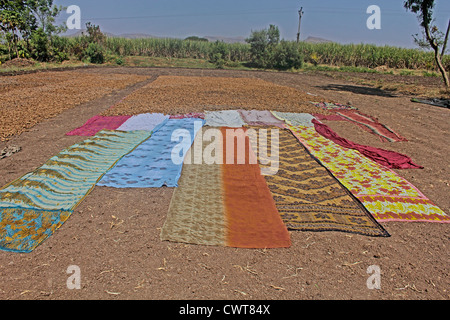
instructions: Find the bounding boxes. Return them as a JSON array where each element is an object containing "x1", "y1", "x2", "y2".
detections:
[{"x1": 0, "y1": 130, "x2": 152, "y2": 253}]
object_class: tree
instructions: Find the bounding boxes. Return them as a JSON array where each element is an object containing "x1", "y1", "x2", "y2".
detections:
[
  {"x1": 246, "y1": 25, "x2": 280, "y2": 68},
  {"x1": 27, "y1": 0, "x2": 65, "y2": 36},
  {"x1": 0, "y1": 0, "x2": 31, "y2": 59},
  {"x1": 404, "y1": 0, "x2": 450, "y2": 87}
]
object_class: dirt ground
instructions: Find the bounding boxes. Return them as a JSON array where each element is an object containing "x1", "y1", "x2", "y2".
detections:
[{"x1": 0, "y1": 67, "x2": 448, "y2": 301}]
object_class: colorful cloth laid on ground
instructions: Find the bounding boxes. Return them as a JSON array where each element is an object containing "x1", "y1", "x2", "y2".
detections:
[
  {"x1": 97, "y1": 118, "x2": 205, "y2": 188},
  {"x1": 238, "y1": 110, "x2": 285, "y2": 128},
  {"x1": 170, "y1": 112, "x2": 205, "y2": 119},
  {"x1": 0, "y1": 130, "x2": 152, "y2": 253},
  {"x1": 335, "y1": 110, "x2": 408, "y2": 143},
  {"x1": 66, "y1": 115, "x2": 131, "y2": 136},
  {"x1": 312, "y1": 120, "x2": 423, "y2": 170},
  {"x1": 204, "y1": 110, "x2": 246, "y2": 128},
  {"x1": 311, "y1": 102, "x2": 358, "y2": 111},
  {"x1": 117, "y1": 113, "x2": 170, "y2": 132},
  {"x1": 271, "y1": 112, "x2": 316, "y2": 127},
  {"x1": 288, "y1": 125, "x2": 450, "y2": 223},
  {"x1": 160, "y1": 127, "x2": 291, "y2": 248},
  {"x1": 250, "y1": 126, "x2": 389, "y2": 237},
  {"x1": 313, "y1": 113, "x2": 346, "y2": 121}
]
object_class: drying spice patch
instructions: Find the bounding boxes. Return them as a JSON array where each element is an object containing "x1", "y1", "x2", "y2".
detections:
[
  {"x1": 0, "y1": 71, "x2": 149, "y2": 141},
  {"x1": 103, "y1": 76, "x2": 335, "y2": 116}
]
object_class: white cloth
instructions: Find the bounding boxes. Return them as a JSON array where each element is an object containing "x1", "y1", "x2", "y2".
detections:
[
  {"x1": 117, "y1": 113, "x2": 170, "y2": 132},
  {"x1": 204, "y1": 110, "x2": 246, "y2": 128},
  {"x1": 271, "y1": 112, "x2": 316, "y2": 127}
]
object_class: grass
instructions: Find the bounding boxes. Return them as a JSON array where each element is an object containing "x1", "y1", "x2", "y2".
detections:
[{"x1": 0, "y1": 59, "x2": 88, "y2": 73}]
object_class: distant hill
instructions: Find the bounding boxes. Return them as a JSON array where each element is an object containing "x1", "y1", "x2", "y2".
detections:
[{"x1": 304, "y1": 36, "x2": 333, "y2": 44}]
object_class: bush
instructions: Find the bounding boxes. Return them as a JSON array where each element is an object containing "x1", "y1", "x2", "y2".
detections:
[
  {"x1": 30, "y1": 28, "x2": 51, "y2": 61},
  {"x1": 272, "y1": 41, "x2": 303, "y2": 70},
  {"x1": 83, "y1": 42, "x2": 105, "y2": 64},
  {"x1": 115, "y1": 56, "x2": 124, "y2": 65}
]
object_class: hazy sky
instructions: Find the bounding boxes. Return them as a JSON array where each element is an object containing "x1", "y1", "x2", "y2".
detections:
[{"x1": 55, "y1": 0, "x2": 450, "y2": 48}]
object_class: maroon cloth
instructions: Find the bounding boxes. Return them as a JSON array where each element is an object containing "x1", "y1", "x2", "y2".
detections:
[
  {"x1": 313, "y1": 113, "x2": 346, "y2": 121},
  {"x1": 312, "y1": 119, "x2": 423, "y2": 170}
]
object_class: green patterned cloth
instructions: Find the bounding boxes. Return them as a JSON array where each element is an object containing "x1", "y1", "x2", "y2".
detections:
[{"x1": 0, "y1": 130, "x2": 151, "y2": 253}]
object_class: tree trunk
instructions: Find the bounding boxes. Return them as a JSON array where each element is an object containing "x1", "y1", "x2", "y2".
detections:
[
  {"x1": 425, "y1": 24, "x2": 449, "y2": 87},
  {"x1": 434, "y1": 49, "x2": 449, "y2": 87}
]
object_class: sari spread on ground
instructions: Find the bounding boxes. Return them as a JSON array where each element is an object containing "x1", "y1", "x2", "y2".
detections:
[
  {"x1": 116, "y1": 113, "x2": 170, "y2": 132},
  {"x1": 271, "y1": 112, "x2": 316, "y2": 127},
  {"x1": 312, "y1": 120, "x2": 423, "y2": 169},
  {"x1": 288, "y1": 125, "x2": 450, "y2": 223},
  {"x1": 249, "y1": 126, "x2": 389, "y2": 237},
  {"x1": 0, "y1": 130, "x2": 152, "y2": 253},
  {"x1": 160, "y1": 127, "x2": 292, "y2": 248},
  {"x1": 238, "y1": 110, "x2": 285, "y2": 128},
  {"x1": 97, "y1": 118, "x2": 205, "y2": 188},
  {"x1": 204, "y1": 110, "x2": 246, "y2": 128},
  {"x1": 335, "y1": 110, "x2": 408, "y2": 143},
  {"x1": 66, "y1": 115, "x2": 131, "y2": 136}
]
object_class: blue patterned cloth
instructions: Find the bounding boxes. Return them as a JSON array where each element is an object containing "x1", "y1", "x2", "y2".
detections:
[{"x1": 97, "y1": 118, "x2": 205, "y2": 188}]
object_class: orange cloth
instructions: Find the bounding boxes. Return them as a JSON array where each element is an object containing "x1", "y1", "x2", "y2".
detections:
[{"x1": 221, "y1": 128, "x2": 291, "y2": 248}]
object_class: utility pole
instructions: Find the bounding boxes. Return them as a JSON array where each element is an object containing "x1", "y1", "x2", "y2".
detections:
[{"x1": 297, "y1": 7, "x2": 304, "y2": 43}]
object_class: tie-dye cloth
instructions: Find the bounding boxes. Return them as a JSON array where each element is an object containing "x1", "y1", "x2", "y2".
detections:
[
  {"x1": 288, "y1": 125, "x2": 450, "y2": 223},
  {"x1": 0, "y1": 130, "x2": 152, "y2": 253},
  {"x1": 66, "y1": 115, "x2": 131, "y2": 136},
  {"x1": 117, "y1": 113, "x2": 170, "y2": 132},
  {"x1": 97, "y1": 118, "x2": 205, "y2": 188}
]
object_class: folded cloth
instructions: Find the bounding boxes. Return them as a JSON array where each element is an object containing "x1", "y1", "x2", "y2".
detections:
[
  {"x1": 312, "y1": 119, "x2": 423, "y2": 169},
  {"x1": 117, "y1": 113, "x2": 170, "y2": 132},
  {"x1": 204, "y1": 110, "x2": 246, "y2": 128}
]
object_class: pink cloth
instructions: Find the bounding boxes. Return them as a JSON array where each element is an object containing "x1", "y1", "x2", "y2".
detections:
[
  {"x1": 66, "y1": 115, "x2": 132, "y2": 136},
  {"x1": 312, "y1": 119, "x2": 423, "y2": 170},
  {"x1": 336, "y1": 110, "x2": 408, "y2": 143}
]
